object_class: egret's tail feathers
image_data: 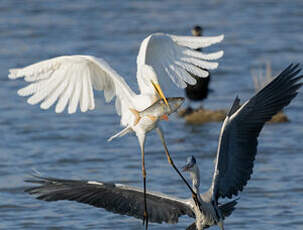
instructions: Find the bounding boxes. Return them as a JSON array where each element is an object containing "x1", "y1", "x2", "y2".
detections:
[
  {"x1": 129, "y1": 108, "x2": 141, "y2": 125},
  {"x1": 108, "y1": 126, "x2": 132, "y2": 142}
]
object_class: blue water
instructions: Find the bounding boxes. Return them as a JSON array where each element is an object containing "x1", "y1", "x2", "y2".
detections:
[{"x1": 1, "y1": 0, "x2": 303, "y2": 229}]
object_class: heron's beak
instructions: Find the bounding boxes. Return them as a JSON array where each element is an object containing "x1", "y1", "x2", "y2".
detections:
[{"x1": 151, "y1": 80, "x2": 170, "y2": 110}]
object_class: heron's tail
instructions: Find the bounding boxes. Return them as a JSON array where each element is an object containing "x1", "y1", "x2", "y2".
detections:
[
  {"x1": 108, "y1": 126, "x2": 132, "y2": 142},
  {"x1": 219, "y1": 198, "x2": 238, "y2": 218}
]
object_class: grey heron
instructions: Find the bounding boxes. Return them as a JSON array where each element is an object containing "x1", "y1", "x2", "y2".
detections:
[
  {"x1": 9, "y1": 32, "x2": 224, "y2": 228},
  {"x1": 25, "y1": 64, "x2": 302, "y2": 229}
]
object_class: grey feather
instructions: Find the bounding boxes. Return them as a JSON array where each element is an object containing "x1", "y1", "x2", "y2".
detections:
[
  {"x1": 227, "y1": 96, "x2": 241, "y2": 117},
  {"x1": 25, "y1": 175, "x2": 194, "y2": 224}
]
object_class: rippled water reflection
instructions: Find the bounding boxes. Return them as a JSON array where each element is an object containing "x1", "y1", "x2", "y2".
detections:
[{"x1": 1, "y1": 0, "x2": 303, "y2": 229}]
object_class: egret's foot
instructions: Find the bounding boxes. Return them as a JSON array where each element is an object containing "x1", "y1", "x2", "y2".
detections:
[{"x1": 143, "y1": 210, "x2": 149, "y2": 230}]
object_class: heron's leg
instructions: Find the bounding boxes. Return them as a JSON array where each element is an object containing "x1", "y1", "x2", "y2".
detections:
[
  {"x1": 156, "y1": 127, "x2": 200, "y2": 207},
  {"x1": 138, "y1": 133, "x2": 149, "y2": 230}
]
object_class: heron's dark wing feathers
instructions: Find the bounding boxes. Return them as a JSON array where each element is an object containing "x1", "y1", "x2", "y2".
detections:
[
  {"x1": 25, "y1": 175, "x2": 194, "y2": 224},
  {"x1": 209, "y1": 64, "x2": 302, "y2": 200},
  {"x1": 227, "y1": 96, "x2": 241, "y2": 116}
]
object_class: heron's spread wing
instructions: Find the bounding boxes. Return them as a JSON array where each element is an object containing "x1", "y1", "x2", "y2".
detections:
[
  {"x1": 136, "y1": 33, "x2": 223, "y2": 93},
  {"x1": 209, "y1": 64, "x2": 302, "y2": 200},
  {"x1": 25, "y1": 175, "x2": 194, "y2": 224},
  {"x1": 9, "y1": 55, "x2": 135, "y2": 126}
]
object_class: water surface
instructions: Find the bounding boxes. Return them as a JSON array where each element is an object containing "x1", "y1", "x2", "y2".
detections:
[{"x1": 1, "y1": 0, "x2": 303, "y2": 229}]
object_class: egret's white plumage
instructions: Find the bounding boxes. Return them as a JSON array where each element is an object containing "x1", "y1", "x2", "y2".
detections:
[
  {"x1": 9, "y1": 33, "x2": 223, "y2": 128},
  {"x1": 9, "y1": 32, "x2": 224, "y2": 229}
]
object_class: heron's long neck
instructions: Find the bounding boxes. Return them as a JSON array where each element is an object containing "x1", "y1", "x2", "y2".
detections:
[{"x1": 190, "y1": 166, "x2": 201, "y2": 200}]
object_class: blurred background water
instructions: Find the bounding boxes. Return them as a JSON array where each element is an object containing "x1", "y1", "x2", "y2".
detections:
[{"x1": 1, "y1": 0, "x2": 303, "y2": 229}]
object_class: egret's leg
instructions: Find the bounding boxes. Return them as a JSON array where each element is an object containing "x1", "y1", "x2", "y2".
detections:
[
  {"x1": 138, "y1": 134, "x2": 148, "y2": 230},
  {"x1": 156, "y1": 127, "x2": 201, "y2": 207}
]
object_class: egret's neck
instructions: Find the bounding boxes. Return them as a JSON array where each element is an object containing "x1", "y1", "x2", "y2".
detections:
[{"x1": 190, "y1": 165, "x2": 201, "y2": 200}]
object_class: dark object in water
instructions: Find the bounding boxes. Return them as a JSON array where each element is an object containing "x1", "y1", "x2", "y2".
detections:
[
  {"x1": 185, "y1": 71, "x2": 211, "y2": 101},
  {"x1": 185, "y1": 26, "x2": 211, "y2": 103}
]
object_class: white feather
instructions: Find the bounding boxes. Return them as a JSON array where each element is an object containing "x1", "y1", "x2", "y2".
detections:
[
  {"x1": 80, "y1": 68, "x2": 90, "y2": 112},
  {"x1": 68, "y1": 72, "x2": 82, "y2": 114},
  {"x1": 180, "y1": 57, "x2": 218, "y2": 70},
  {"x1": 41, "y1": 76, "x2": 69, "y2": 110},
  {"x1": 136, "y1": 33, "x2": 223, "y2": 94},
  {"x1": 9, "y1": 32, "x2": 224, "y2": 128},
  {"x1": 10, "y1": 55, "x2": 135, "y2": 125},
  {"x1": 175, "y1": 61, "x2": 209, "y2": 78},
  {"x1": 171, "y1": 34, "x2": 224, "y2": 49},
  {"x1": 183, "y1": 49, "x2": 224, "y2": 61},
  {"x1": 55, "y1": 74, "x2": 75, "y2": 113}
]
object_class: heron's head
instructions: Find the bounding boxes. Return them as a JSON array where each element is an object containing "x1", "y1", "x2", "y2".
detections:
[
  {"x1": 182, "y1": 156, "x2": 197, "y2": 173},
  {"x1": 191, "y1": 25, "x2": 203, "y2": 37}
]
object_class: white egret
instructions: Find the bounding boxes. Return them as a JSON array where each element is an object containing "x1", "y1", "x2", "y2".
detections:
[{"x1": 9, "y1": 32, "x2": 224, "y2": 228}]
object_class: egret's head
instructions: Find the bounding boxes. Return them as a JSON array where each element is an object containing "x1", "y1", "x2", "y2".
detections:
[
  {"x1": 191, "y1": 25, "x2": 203, "y2": 37},
  {"x1": 182, "y1": 156, "x2": 197, "y2": 173},
  {"x1": 151, "y1": 80, "x2": 169, "y2": 106},
  {"x1": 140, "y1": 65, "x2": 169, "y2": 108}
]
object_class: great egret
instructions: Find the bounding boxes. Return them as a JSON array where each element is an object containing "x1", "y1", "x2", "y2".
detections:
[
  {"x1": 9, "y1": 32, "x2": 224, "y2": 228},
  {"x1": 25, "y1": 64, "x2": 302, "y2": 229}
]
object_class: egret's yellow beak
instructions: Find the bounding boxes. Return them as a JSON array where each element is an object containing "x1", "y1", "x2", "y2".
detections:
[{"x1": 151, "y1": 80, "x2": 170, "y2": 109}]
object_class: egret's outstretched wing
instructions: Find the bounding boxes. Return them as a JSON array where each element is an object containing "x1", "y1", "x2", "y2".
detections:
[
  {"x1": 208, "y1": 64, "x2": 302, "y2": 200},
  {"x1": 9, "y1": 55, "x2": 135, "y2": 125},
  {"x1": 25, "y1": 175, "x2": 194, "y2": 224},
  {"x1": 136, "y1": 33, "x2": 224, "y2": 92}
]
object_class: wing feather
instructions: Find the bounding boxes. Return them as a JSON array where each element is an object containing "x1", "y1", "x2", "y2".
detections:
[
  {"x1": 170, "y1": 34, "x2": 224, "y2": 49},
  {"x1": 55, "y1": 74, "x2": 75, "y2": 113},
  {"x1": 9, "y1": 55, "x2": 136, "y2": 125},
  {"x1": 41, "y1": 76, "x2": 69, "y2": 110},
  {"x1": 182, "y1": 50, "x2": 224, "y2": 61},
  {"x1": 68, "y1": 75, "x2": 82, "y2": 114},
  {"x1": 80, "y1": 69, "x2": 90, "y2": 112},
  {"x1": 175, "y1": 61, "x2": 208, "y2": 79},
  {"x1": 86, "y1": 68, "x2": 95, "y2": 110},
  {"x1": 209, "y1": 64, "x2": 303, "y2": 200},
  {"x1": 136, "y1": 33, "x2": 223, "y2": 93},
  {"x1": 180, "y1": 57, "x2": 219, "y2": 70},
  {"x1": 173, "y1": 64, "x2": 197, "y2": 85},
  {"x1": 27, "y1": 67, "x2": 66, "y2": 105},
  {"x1": 25, "y1": 175, "x2": 194, "y2": 224}
]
